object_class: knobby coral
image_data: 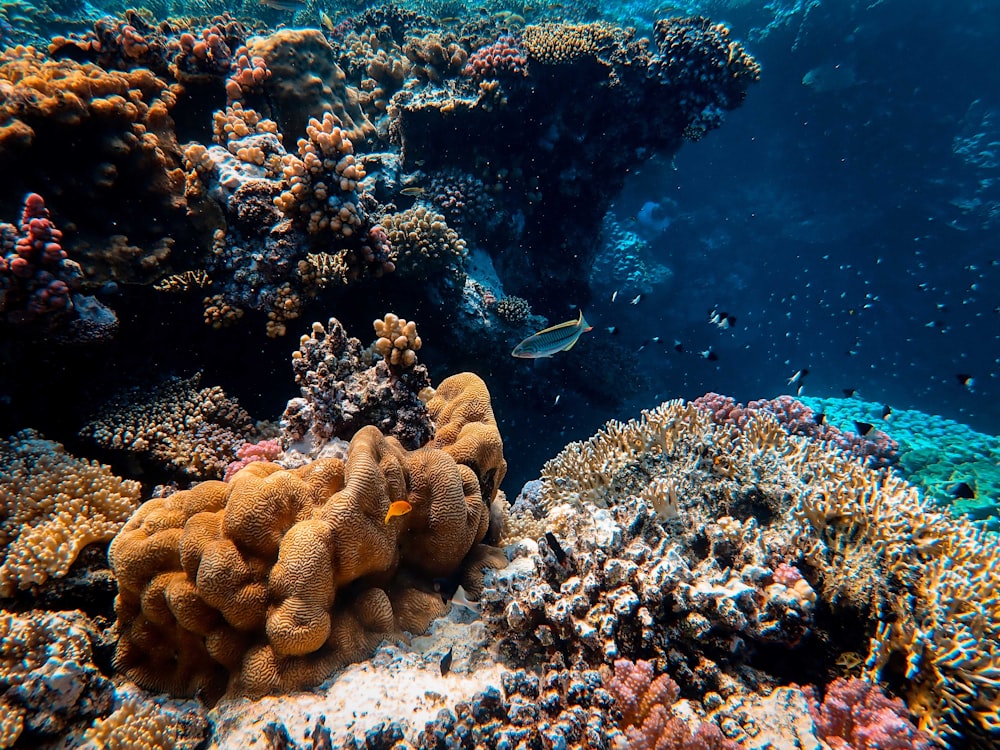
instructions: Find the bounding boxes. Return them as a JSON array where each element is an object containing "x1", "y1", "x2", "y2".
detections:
[{"x1": 0, "y1": 430, "x2": 141, "y2": 597}]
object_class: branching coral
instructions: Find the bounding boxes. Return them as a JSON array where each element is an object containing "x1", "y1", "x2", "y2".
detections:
[
  {"x1": 110, "y1": 372, "x2": 505, "y2": 701},
  {"x1": 0, "y1": 430, "x2": 141, "y2": 596},
  {"x1": 609, "y1": 659, "x2": 738, "y2": 750},
  {"x1": 489, "y1": 395, "x2": 998, "y2": 744},
  {"x1": 380, "y1": 205, "x2": 467, "y2": 281},
  {"x1": 281, "y1": 316, "x2": 434, "y2": 453}
]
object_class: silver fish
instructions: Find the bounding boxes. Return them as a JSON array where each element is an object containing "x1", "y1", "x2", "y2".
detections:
[{"x1": 512, "y1": 309, "x2": 592, "y2": 358}]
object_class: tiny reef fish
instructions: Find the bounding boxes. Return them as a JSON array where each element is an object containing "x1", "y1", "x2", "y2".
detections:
[
  {"x1": 511, "y1": 309, "x2": 592, "y2": 358},
  {"x1": 319, "y1": 10, "x2": 335, "y2": 31},
  {"x1": 440, "y1": 647, "x2": 453, "y2": 676},
  {"x1": 399, "y1": 186, "x2": 425, "y2": 196},
  {"x1": 384, "y1": 499, "x2": 412, "y2": 523},
  {"x1": 259, "y1": 0, "x2": 306, "y2": 10}
]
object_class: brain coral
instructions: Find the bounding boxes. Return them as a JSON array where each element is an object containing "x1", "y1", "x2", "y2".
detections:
[
  {"x1": 0, "y1": 430, "x2": 141, "y2": 597},
  {"x1": 110, "y1": 373, "x2": 505, "y2": 701}
]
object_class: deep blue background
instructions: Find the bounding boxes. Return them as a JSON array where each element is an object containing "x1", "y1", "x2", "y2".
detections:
[{"x1": 500, "y1": 0, "x2": 1000, "y2": 490}]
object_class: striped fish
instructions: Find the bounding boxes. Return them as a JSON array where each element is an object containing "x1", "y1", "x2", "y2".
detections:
[{"x1": 511, "y1": 310, "x2": 592, "y2": 358}]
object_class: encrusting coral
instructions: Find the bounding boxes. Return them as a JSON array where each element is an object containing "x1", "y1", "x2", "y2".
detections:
[
  {"x1": 0, "y1": 430, "x2": 141, "y2": 597},
  {"x1": 109, "y1": 372, "x2": 506, "y2": 701}
]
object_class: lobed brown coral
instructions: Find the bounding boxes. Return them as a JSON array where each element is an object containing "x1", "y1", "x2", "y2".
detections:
[
  {"x1": 110, "y1": 372, "x2": 505, "y2": 701},
  {"x1": 0, "y1": 430, "x2": 141, "y2": 597}
]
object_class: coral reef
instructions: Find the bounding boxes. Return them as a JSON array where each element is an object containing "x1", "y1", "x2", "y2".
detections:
[
  {"x1": 0, "y1": 609, "x2": 114, "y2": 746},
  {"x1": 0, "y1": 429, "x2": 141, "y2": 597},
  {"x1": 804, "y1": 677, "x2": 932, "y2": 749},
  {"x1": 281, "y1": 316, "x2": 434, "y2": 454},
  {"x1": 79, "y1": 373, "x2": 255, "y2": 481},
  {"x1": 110, "y1": 371, "x2": 505, "y2": 701},
  {"x1": 801, "y1": 395, "x2": 1000, "y2": 521},
  {"x1": 488, "y1": 397, "x2": 999, "y2": 743},
  {"x1": 0, "y1": 193, "x2": 119, "y2": 342}
]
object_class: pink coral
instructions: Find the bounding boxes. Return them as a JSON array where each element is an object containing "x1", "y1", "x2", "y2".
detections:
[
  {"x1": 223, "y1": 438, "x2": 281, "y2": 481},
  {"x1": 692, "y1": 393, "x2": 898, "y2": 469},
  {"x1": 772, "y1": 562, "x2": 803, "y2": 587},
  {"x1": 804, "y1": 678, "x2": 932, "y2": 750},
  {"x1": 463, "y1": 36, "x2": 526, "y2": 80},
  {"x1": 608, "y1": 659, "x2": 738, "y2": 750}
]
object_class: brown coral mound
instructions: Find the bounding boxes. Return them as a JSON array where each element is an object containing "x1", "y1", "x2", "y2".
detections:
[{"x1": 110, "y1": 373, "x2": 504, "y2": 701}]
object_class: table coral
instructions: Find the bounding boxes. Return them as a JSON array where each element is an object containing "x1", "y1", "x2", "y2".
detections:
[
  {"x1": 0, "y1": 429, "x2": 141, "y2": 597},
  {"x1": 79, "y1": 373, "x2": 255, "y2": 481},
  {"x1": 110, "y1": 372, "x2": 505, "y2": 701}
]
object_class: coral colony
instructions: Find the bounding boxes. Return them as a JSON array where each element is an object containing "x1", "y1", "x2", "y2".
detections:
[{"x1": 0, "y1": 3, "x2": 997, "y2": 750}]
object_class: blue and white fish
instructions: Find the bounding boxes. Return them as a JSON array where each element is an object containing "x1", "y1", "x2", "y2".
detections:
[{"x1": 512, "y1": 310, "x2": 592, "y2": 358}]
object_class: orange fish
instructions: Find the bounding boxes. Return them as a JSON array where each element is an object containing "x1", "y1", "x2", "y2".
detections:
[{"x1": 384, "y1": 499, "x2": 413, "y2": 524}]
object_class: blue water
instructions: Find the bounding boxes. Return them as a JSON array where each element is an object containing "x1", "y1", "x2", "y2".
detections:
[{"x1": 0, "y1": 0, "x2": 997, "y2": 495}]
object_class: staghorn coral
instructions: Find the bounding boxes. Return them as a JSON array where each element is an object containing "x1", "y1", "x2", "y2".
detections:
[
  {"x1": 488, "y1": 395, "x2": 999, "y2": 744},
  {"x1": 0, "y1": 430, "x2": 141, "y2": 597},
  {"x1": 79, "y1": 373, "x2": 255, "y2": 481},
  {"x1": 281, "y1": 316, "x2": 434, "y2": 453},
  {"x1": 110, "y1": 371, "x2": 505, "y2": 700},
  {"x1": 0, "y1": 609, "x2": 115, "y2": 746}
]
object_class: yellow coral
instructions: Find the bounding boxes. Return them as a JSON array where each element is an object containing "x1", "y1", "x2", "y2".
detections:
[
  {"x1": 110, "y1": 373, "x2": 504, "y2": 700},
  {"x1": 81, "y1": 698, "x2": 181, "y2": 750},
  {"x1": 373, "y1": 312, "x2": 422, "y2": 369},
  {"x1": 0, "y1": 430, "x2": 141, "y2": 596}
]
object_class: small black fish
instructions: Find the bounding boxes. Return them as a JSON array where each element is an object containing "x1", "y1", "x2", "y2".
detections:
[
  {"x1": 854, "y1": 421, "x2": 874, "y2": 437},
  {"x1": 881, "y1": 404, "x2": 892, "y2": 420},
  {"x1": 673, "y1": 340, "x2": 684, "y2": 353},
  {"x1": 544, "y1": 531, "x2": 567, "y2": 564},
  {"x1": 440, "y1": 646, "x2": 453, "y2": 676},
  {"x1": 949, "y1": 481, "x2": 976, "y2": 500},
  {"x1": 700, "y1": 349, "x2": 719, "y2": 361},
  {"x1": 843, "y1": 388, "x2": 857, "y2": 398},
  {"x1": 606, "y1": 326, "x2": 618, "y2": 335},
  {"x1": 433, "y1": 575, "x2": 460, "y2": 604},
  {"x1": 956, "y1": 373, "x2": 975, "y2": 389},
  {"x1": 814, "y1": 412, "x2": 826, "y2": 426}
]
